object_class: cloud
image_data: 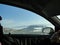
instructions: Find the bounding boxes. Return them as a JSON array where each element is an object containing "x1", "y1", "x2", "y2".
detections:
[
  {"x1": 1, "y1": 19, "x2": 30, "y2": 28},
  {"x1": 2, "y1": 19, "x2": 14, "y2": 24},
  {"x1": 1, "y1": 19, "x2": 15, "y2": 28},
  {"x1": 1, "y1": 19, "x2": 54, "y2": 30}
]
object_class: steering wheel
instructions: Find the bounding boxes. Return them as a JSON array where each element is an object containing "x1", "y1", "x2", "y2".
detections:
[{"x1": 50, "y1": 30, "x2": 60, "y2": 43}]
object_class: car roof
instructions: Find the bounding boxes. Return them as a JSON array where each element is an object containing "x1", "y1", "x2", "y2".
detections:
[{"x1": 1, "y1": 0, "x2": 60, "y2": 16}]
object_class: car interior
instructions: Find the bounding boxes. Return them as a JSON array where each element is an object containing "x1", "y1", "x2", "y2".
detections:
[{"x1": 0, "y1": 0, "x2": 60, "y2": 45}]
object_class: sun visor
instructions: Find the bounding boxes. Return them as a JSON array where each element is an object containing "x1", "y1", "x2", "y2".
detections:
[{"x1": 42, "y1": 0, "x2": 60, "y2": 17}]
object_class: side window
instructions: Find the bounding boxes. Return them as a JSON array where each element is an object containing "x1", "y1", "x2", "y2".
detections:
[
  {"x1": 57, "y1": 15, "x2": 60, "y2": 19},
  {"x1": 0, "y1": 4, "x2": 55, "y2": 35}
]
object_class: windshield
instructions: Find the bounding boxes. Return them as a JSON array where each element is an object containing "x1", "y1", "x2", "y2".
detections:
[{"x1": 0, "y1": 4, "x2": 55, "y2": 35}]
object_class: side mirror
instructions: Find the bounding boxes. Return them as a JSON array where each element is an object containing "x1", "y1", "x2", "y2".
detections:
[{"x1": 42, "y1": 27, "x2": 55, "y2": 35}]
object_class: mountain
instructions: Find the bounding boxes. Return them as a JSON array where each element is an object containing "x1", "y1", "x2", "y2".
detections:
[
  {"x1": 3, "y1": 28, "x2": 15, "y2": 34},
  {"x1": 3, "y1": 25, "x2": 47, "y2": 34},
  {"x1": 16, "y1": 25, "x2": 46, "y2": 34}
]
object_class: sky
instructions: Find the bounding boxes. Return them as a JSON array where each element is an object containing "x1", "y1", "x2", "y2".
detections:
[{"x1": 0, "y1": 4, "x2": 54, "y2": 29}]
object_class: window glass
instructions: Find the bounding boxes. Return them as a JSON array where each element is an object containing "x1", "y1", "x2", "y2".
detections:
[
  {"x1": 57, "y1": 15, "x2": 60, "y2": 19},
  {"x1": 0, "y1": 4, "x2": 55, "y2": 35}
]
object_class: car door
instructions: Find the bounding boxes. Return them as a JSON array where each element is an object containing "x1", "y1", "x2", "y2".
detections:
[{"x1": 0, "y1": 4, "x2": 55, "y2": 45}]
